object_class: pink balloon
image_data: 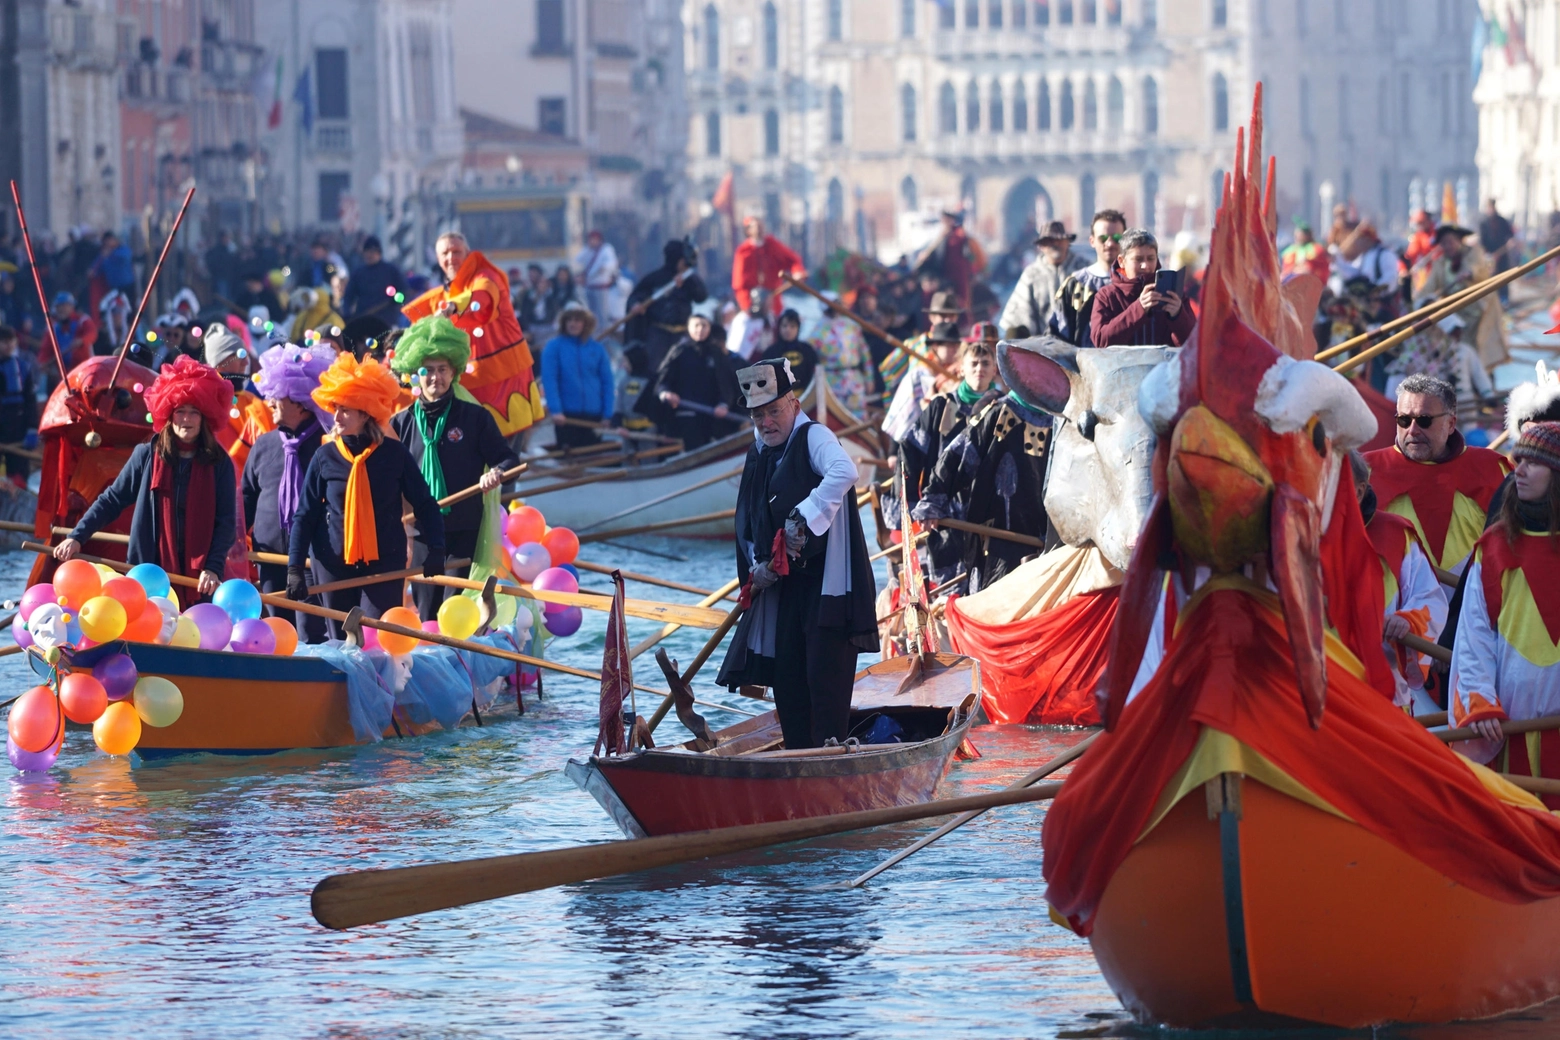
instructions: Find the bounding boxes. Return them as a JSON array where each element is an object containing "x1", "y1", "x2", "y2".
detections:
[
  {"x1": 359, "y1": 624, "x2": 381, "y2": 650},
  {"x1": 422, "y1": 620, "x2": 441, "y2": 633},
  {"x1": 19, "y1": 583, "x2": 57, "y2": 622},
  {"x1": 533, "y1": 567, "x2": 579, "y2": 616},
  {"x1": 184, "y1": 603, "x2": 233, "y2": 650},
  {"x1": 230, "y1": 617, "x2": 277, "y2": 655},
  {"x1": 510, "y1": 542, "x2": 551, "y2": 582}
]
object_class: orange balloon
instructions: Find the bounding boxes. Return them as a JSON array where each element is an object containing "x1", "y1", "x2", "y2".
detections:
[
  {"x1": 263, "y1": 616, "x2": 298, "y2": 656},
  {"x1": 505, "y1": 505, "x2": 546, "y2": 546},
  {"x1": 53, "y1": 559, "x2": 103, "y2": 610},
  {"x1": 541, "y1": 526, "x2": 580, "y2": 566},
  {"x1": 101, "y1": 576, "x2": 148, "y2": 622},
  {"x1": 377, "y1": 606, "x2": 423, "y2": 655},
  {"x1": 59, "y1": 672, "x2": 108, "y2": 725},
  {"x1": 7, "y1": 685, "x2": 62, "y2": 753},
  {"x1": 121, "y1": 601, "x2": 165, "y2": 642},
  {"x1": 93, "y1": 701, "x2": 141, "y2": 755}
]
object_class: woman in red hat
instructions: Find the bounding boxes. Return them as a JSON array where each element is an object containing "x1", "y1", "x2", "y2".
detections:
[{"x1": 55, "y1": 355, "x2": 238, "y2": 603}]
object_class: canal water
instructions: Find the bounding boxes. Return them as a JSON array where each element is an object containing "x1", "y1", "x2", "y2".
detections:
[{"x1": 1, "y1": 537, "x2": 1558, "y2": 1039}]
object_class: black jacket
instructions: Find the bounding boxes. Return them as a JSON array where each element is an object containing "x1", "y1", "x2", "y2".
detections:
[
  {"x1": 634, "y1": 336, "x2": 742, "y2": 426},
  {"x1": 70, "y1": 440, "x2": 237, "y2": 575},
  {"x1": 242, "y1": 421, "x2": 325, "y2": 552},
  {"x1": 390, "y1": 396, "x2": 520, "y2": 534},
  {"x1": 343, "y1": 260, "x2": 407, "y2": 320},
  {"x1": 288, "y1": 433, "x2": 445, "y2": 574},
  {"x1": 624, "y1": 267, "x2": 708, "y2": 343}
]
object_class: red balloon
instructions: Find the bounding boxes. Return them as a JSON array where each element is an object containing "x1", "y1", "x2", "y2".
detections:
[
  {"x1": 505, "y1": 506, "x2": 546, "y2": 547},
  {"x1": 121, "y1": 602, "x2": 164, "y2": 642},
  {"x1": 59, "y1": 672, "x2": 109, "y2": 725},
  {"x1": 101, "y1": 576, "x2": 148, "y2": 623},
  {"x1": 52, "y1": 559, "x2": 102, "y2": 610},
  {"x1": 7, "y1": 685, "x2": 62, "y2": 754},
  {"x1": 541, "y1": 526, "x2": 579, "y2": 566}
]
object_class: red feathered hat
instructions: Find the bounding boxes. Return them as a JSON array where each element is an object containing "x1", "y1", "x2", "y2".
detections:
[{"x1": 143, "y1": 355, "x2": 234, "y2": 433}]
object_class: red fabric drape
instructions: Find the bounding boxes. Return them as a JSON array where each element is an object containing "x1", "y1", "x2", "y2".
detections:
[
  {"x1": 1043, "y1": 587, "x2": 1560, "y2": 936},
  {"x1": 946, "y1": 586, "x2": 1118, "y2": 726}
]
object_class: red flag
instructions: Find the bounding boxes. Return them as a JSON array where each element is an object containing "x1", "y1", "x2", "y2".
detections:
[
  {"x1": 593, "y1": 571, "x2": 631, "y2": 756},
  {"x1": 711, "y1": 171, "x2": 735, "y2": 215}
]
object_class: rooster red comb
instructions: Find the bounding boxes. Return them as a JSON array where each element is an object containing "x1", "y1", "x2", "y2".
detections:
[{"x1": 143, "y1": 355, "x2": 234, "y2": 433}]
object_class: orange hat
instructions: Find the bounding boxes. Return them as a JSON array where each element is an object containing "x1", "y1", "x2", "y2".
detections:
[
  {"x1": 143, "y1": 355, "x2": 233, "y2": 433},
  {"x1": 311, "y1": 353, "x2": 403, "y2": 426}
]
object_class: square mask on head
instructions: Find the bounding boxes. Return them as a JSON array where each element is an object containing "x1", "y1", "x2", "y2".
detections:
[{"x1": 738, "y1": 359, "x2": 794, "y2": 409}]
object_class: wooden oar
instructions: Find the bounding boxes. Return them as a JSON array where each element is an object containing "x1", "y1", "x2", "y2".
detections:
[
  {"x1": 554, "y1": 415, "x2": 683, "y2": 446},
  {"x1": 1399, "y1": 632, "x2": 1451, "y2": 664},
  {"x1": 305, "y1": 560, "x2": 469, "y2": 598},
  {"x1": 402, "y1": 463, "x2": 527, "y2": 523},
  {"x1": 868, "y1": 531, "x2": 927, "y2": 564},
  {"x1": 412, "y1": 573, "x2": 726, "y2": 629},
  {"x1": 575, "y1": 465, "x2": 745, "y2": 534},
  {"x1": 628, "y1": 577, "x2": 743, "y2": 660},
  {"x1": 848, "y1": 730, "x2": 1096, "y2": 887},
  {"x1": 645, "y1": 600, "x2": 745, "y2": 734},
  {"x1": 577, "y1": 508, "x2": 736, "y2": 543},
  {"x1": 934, "y1": 517, "x2": 1046, "y2": 549},
  {"x1": 574, "y1": 559, "x2": 731, "y2": 601},
  {"x1": 1502, "y1": 774, "x2": 1560, "y2": 797},
  {"x1": 108, "y1": 184, "x2": 196, "y2": 391},
  {"x1": 779, "y1": 273, "x2": 952, "y2": 380},
  {"x1": 310, "y1": 779, "x2": 1066, "y2": 929},
  {"x1": 11, "y1": 181, "x2": 74, "y2": 386},
  {"x1": 0, "y1": 443, "x2": 43, "y2": 462},
  {"x1": 1437, "y1": 714, "x2": 1560, "y2": 744},
  {"x1": 509, "y1": 442, "x2": 683, "y2": 490},
  {"x1": 1488, "y1": 428, "x2": 1512, "y2": 453}
]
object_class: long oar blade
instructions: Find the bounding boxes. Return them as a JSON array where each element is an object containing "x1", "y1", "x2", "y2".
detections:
[{"x1": 311, "y1": 780, "x2": 1064, "y2": 930}]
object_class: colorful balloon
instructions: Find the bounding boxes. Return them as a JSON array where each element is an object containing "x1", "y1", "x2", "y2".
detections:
[
  {"x1": 540, "y1": 526, "x2": 580, "y2": 566},
  {"x1": 357, "y1": 623, "x2": 381, "y2": 651},
  {"x1": 126, "y1": 563, "x2": 171, "y2": 599},
  {"x1": 169, "y1": 615, "x2": 201, "y2": 648},
  {"x1": 437, "y1": 595, "x2": 481, "y2": 640},
  {"x1": 505, "y1": 505, "x2": 546, "y2": 547},
  {"x1": 262, "y1": 616, "x2": 298, "y2": 656},
  {"x1": 93, "y1": 701, "x2": 142, "y2": 755},
  {"x1": 533, "y1": 567, "x2": 579, "y2": 616},
  {"x1": 59, "y1": 672, "x2": 109, "y2": 724},
  {"x1": 8, "y1": 732, "x2": 61, "y2": 773},
  {"x1": 183, "y1": 603, "x2": 233, "y2": 651},
  {"x1": 121, "y1": 601, "x2": 165, "y2": 642},
  {"x1": 92, "y1": 563, "x2": 119, "y2": 583},
  {"x1": 511, "y1": 541, "x2": 552, "y2": 582},
  {"x1": 229, "y1": 617, "x2": 276, "y2": 655},
  {"x1": 101, "y1": 576, "x2": 148, "y2": 622},
  {"x1": 7, "y1": 685, "x2": 62, "y2": 753},
  {"x1": 18, "y1": 583, "x2": 57, "y2": 622},
  {"x1": 558, "y1": 563, "x2": 579, "y2": 580},
  {"x1": 52, "y1": 559, "x2": 102, "y2": 610},
  {"x1": 213, "y1": 579, "x2": 262, "y2": 621},
  {"x1": 93, "y1": 653, "x2": 139, "y2": 701},
  {"x1": 421, "y1": 619, "x2": 441, "y2": 633},
  {"x1": 148, "y1": 596, "x2": 179, "y2": 642},
  {"x1": 543, "y1": 605, "x2": 583, "y2": 637},
  {"x1": 77, "y1": 595, "x2": 128, "y2": 643},
  {"x1": 376, "y1": 607, "x2": 423, "y2": 655},
  {"x1": 132, "y1": 676, "x2": 183, "y2": 728},
  {"x1": 10, "y1": 613, "x2": 32, "y2": 649},
  {"x1": 27, "y1": 604, "x2": 73, "y2": 651}
]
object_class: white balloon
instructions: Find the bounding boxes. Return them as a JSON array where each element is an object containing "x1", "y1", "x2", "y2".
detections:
[{"x1": 148, "y1": 596, "x2": 180, "y2": 643}]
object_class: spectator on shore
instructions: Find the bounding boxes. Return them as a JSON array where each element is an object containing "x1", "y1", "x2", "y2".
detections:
[
  {"x1": 342, "y1": 236, "x2": 407, "y2": 323},
  {"x1": 1090, "y1": 229, "x2": 1195, "y2": 348}
]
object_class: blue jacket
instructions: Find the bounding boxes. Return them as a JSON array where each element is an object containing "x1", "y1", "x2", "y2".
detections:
[
  {"x1": 92, "y1": 245, "x2": 135, "y2": 291},
  {"x1": 540, "y1": 333, "x2": 616, "y2": 419},
  {"x1": 343, "y1": 260, "x2": 408, "y2": 320}
]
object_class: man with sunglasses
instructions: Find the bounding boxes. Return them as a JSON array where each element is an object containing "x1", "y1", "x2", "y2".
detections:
[
  {"x1": 1051, "y1": 209, "x2": 1127, "y2": 348},
  {"x1": 1365, "y1": 373, "x2": 1510, "y2": 588},
  {"x1": 1000, "y1": 220, "x2": 1087, "y2": 342}
]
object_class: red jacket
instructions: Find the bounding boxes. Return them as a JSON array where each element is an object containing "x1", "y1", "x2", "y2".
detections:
[
  {"x1": 732, "y1": 236, "x2": 805, "y2": 313},
  {"x1": 1089, "y1": 268, "x2": 1196, "y2": 348}
]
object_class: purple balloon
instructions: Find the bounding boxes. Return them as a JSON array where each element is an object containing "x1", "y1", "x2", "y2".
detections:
[
  {"x1": 93, "y1": 653, "x2": 139, "y2": 701},
  {"x1": 19, "y1": 583, "x2": 57, "y2": 623},
  {"x1": 533, "y1": 567, "x2": 579, "y2": 616},
  {"x1": 229, "y1": 617, "x2": 276, "y2": 655},
  {"x1": 184, "y1": 603, "x2": 233, "y2": 651},
  {"x1": 543, "y1": 604, "x2": 582, "y2": 637},
  {"x1": 8, "y1": 734, "x2": 59, "y2": 773},
  {"x1": 11, "y1": 613, "x2": 33, "y2": 649}
]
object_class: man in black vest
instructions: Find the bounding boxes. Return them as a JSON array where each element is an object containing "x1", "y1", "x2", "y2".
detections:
[{"x1": 717, "y1": 358, "x2": 879, "y2": 749}]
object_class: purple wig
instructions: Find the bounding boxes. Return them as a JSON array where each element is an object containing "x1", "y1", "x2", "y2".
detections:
[{"x1": 254, "y1": 343, "x2": 334, "y2": 431}]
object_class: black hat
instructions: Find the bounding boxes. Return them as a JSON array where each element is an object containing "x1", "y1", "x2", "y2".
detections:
[
  {"x1": 341, "y1": 314, "x2": 391, "y2": 358},
  {"x1": 362, "y1": 235, "x2": 383, "y2": 253},
  {"x1": 1434, "y1": 223, "x2": 1474, "y2": 241},
  {"x1": 927, "y1": 320, "x2": 962, "y2": 344}
]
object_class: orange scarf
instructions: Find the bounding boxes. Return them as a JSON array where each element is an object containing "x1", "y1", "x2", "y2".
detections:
[{"x1": 336, "y1": 437, "x2": 381, "y2": 565}]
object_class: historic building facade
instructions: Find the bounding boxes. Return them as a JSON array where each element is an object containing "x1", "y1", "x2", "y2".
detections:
[{"x1": 1474, "y1": 0, "x2": 1560, "y2": 233}]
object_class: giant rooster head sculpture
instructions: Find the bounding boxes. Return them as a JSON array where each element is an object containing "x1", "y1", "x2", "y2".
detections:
[{"x1": 1102, "y1": 85, "x2": 1377, "y2": 730}]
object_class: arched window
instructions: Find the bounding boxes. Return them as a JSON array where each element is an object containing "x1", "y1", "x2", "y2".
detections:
[
  {"x1": 705, "y1": 111, "x2": 721, "y2": 155},
  {"x1": 703, "y1": 5, "x2": 719, "y2": 70},
  {"x1": 990, "y1": 83, "x2": 1005, "y2": 132},
  {"x1": 827, "y1": 178, "x2": 845, "y2": 224},
  {"x1": 828, "y1": 85, "x2": 845, "y2": 144},
  {"x1": 966, "y1": 81, "x2": 981, "y2": 132},
  {"x1": 762, "y1": 3, "x2": 778, "y2": 69},
  {"x1": 901, "y1": 175, "x2": 919, "y2": 212},
  {"x1": 1013, "y1": 85, "x2": 1029, "y2": 131},
  {"x1": 1081, "y1": 0, "x2": 1096, "y2": 23},
  {"x1": 1059, "y1": 80, "x2": 1074, "y2": 129},
  {"x1": 903, "y1": 84, "x2": 919, "y2": 142},
  {"x1": 1106, "y1": 76, "x2": 1123, "y2": 131},
  {"x1": 1142, "y1": 76, "x2": 1159, "y2": 135},
  {"x1": 1213, "y1": 72, "x2": 1229, "y2": 132},
  {"x1": 939, "y1": 81, "x2": 958, "y2": 134},
  {"x1": 1059, "y1": 0, "x2": 1074, "y2": 24},
  {"x1": 764, "y1": 108, "x2": 780, "y2": 155},
  {"x1": 1083, "y1": 79, "x2": 1098, "y2": 130},
  {"x1": 1037, "y1": 79, "x2": 1051, "y2": 129},
  {"x1": 828, "y1": 0, "x2": 843, "y2": 40}
]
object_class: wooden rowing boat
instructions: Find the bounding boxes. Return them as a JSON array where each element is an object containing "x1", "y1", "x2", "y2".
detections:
[{"x1": 567, "y1": 653, "x2": 981, "y2": 837}]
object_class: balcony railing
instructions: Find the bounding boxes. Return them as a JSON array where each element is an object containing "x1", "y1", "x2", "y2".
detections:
[{"x1": 315, "y1": 124, "x2": 351, "y2": 153}]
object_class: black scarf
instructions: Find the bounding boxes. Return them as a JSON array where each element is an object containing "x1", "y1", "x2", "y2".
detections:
[
  {"x1": 1518, "y1": 495, "x2": 1552, "y2": 533},
  {"x1": 1360, "y1": 486, "x2": 1378, "y2": 526},
  {"x1": 739, "y1": 438, "x2": 788, "y2": 565}
]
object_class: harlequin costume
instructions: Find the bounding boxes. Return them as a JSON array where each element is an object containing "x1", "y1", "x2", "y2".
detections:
[
  {"x1": 1365, "y1": 433, "x2": 1510, "y2": 578},
  {"x1": 1362, "y1": 488, "x2": 1447, "y2": 709},
  {"x1": 402, "y1": 249, "x2": 545, "y2": 435}
]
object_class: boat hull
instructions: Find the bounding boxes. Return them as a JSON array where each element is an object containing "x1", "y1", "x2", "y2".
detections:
[{"x1": 1089, "y1": 777, "x2": 1560, "y2": 1029}]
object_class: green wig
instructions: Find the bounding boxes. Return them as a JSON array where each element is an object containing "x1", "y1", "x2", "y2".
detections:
[{"x1": 391, "y1": 315, "x2": 471, "y2": 382}]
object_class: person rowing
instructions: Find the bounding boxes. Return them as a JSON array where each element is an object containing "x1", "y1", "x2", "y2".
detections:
[
  {"x1": 54, "y1": 356, "x2": 237, "y2": 606},
  {"x1": 637, "y1": 309, "x2": 741, "y2": 451},
  {"x1": 716, "y1": 358, "x2": 878, "y2": 749},
  {"x1": 287, "y1": 353, "x2": 446, "y2": 638}
]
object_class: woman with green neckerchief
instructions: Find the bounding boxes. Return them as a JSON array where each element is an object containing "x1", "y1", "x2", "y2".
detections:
[
  {"x1": 896, "y1": 323, "x2": 1001, "y2": 591},
  {"x1": 390, "y1": 316, "x2": 521, "y2": 619}
]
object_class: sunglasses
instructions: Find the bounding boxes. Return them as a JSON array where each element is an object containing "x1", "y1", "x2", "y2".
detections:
[
  {"x1": 1095, "y1": 233, "x2": 1123, "y2": 243},
  {"x1": 1394, "y1": 412, "x2": 1450, "y2": 429}
]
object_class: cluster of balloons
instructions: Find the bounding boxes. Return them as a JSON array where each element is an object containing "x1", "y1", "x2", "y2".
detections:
[
  {"x1": 503, "y1": 504, "x2": 583, "y2": 638},
  {"x1": 6, "y1": 650, "x2": 182, "y2": 771},
  {"x1": 15, "y1": 561, "x2": 299, "y2": 660}
]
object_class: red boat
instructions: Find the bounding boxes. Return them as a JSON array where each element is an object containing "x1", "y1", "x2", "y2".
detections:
[{"x1": 567, "y1": 653, "x2": 981, "y2": 837}]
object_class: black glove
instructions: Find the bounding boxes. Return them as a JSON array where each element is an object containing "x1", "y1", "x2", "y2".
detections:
[
  {"x1": 285, "y1": 567, "x2": 310, "y2": 602},
  {"x1": 422, "y1": 548, "x2": 447, "y2": 579}
]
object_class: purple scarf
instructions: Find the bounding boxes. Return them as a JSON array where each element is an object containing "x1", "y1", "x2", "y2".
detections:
[{"x1": 277, "y1": 417, "x2": 317, "y2": 536}]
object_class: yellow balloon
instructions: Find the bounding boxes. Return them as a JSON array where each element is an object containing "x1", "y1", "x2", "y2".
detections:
[
  {"x1": 77, "y1": 595, "x2": 128, "y2": 643},
  {"x1": 92, "y1": 563, "x2": 119, "y2": 582},
  {"x1": 169, "y1": 615, "x2": 201, "y2": 648},
  {"x1": 93, "y1": 700, "x2": 142, "y2": 755},
  {"x1": 437, "y1": 595, "x2": 481, "y2": 640},
  {"x1": 132, "y1": 675, "x2": 183, "y2": 728}
]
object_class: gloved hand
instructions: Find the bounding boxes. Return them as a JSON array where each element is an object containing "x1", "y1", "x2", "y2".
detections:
[
  {"x1": 750, "y1": 560, "x2": 779, "y2": 591},
  {"x1": 422, "y1": 548, "x2": 447, "y2": 579},
  {"x1": 286, "y1": 567, "x2": 310, "y2": 602},
  {"x1": 784, "y1": 511, "x2": 808, "y2": 555},
  {"x1": 22, "y1": 430, "x2": 38, "y2": 450}
]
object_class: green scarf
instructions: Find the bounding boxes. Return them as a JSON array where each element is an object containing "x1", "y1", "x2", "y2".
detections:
[
  {"x1": 414, "y1": 398, "x2": 452, "y2": 512},
  {"x1": 955, "y1": 380, "x2": 983, "y2": 406}
]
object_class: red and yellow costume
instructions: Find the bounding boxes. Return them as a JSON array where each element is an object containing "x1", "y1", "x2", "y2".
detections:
[
  {"x1": 403, "y1": 250, "x2": 544, "y2": 435},
  {"x1": 1365, "y1": 508, "x2": 1446, "y2": 706},
  {"x1": 1364, "y1": 437, "x2": 1509, "y2": 575}
]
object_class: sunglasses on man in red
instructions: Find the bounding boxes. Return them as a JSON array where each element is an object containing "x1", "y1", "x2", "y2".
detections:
[{"x1": 1394, "y1": 412, "x2": 1450, "y2": 429}]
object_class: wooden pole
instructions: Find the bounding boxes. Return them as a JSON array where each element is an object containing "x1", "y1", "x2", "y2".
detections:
[
  {"x1": 628, "y1": 577, "x2": 743, "y2": 661},
  {"x1": 933, "y1": 517, "x2": 1046, "y2": 549},
  {"x1": 402, "y1": 463, "x2": 527, "y2": 523},
  {"x1": 644, "y1": 600, "x2": 745, "y2": 734},
  {"x1": 1399, "y1": 632, "x2": 1451, "y2": 664},
  {"x1": 868, "y1": 531, "x2": 927, "y2": 564},
  {"x1": 1437, "y1": 714, "x2": 1560, "y2": 744},
  {"x1": 108, "y1": 185, "x2": 196, "y2": 390},
  {"x1": 10, "y1": 181, "x2": 72, "y2": 386},
  {"x1": 552, "y1": 415, "x2": 683, "y2": 446},
  {"x1": 574, "y1": 559, "x2": 732, "y2": 601},
  {"x1": 575, "y1": 465, "x2": 745, "y2": 533},
  {"x1": 309, "y1": 780, "x2": 1067, "y2": 929},
  {"x1": 779, "y1": 273, "x2": 953, "y2": 381},
  {"x1": 577, "y1": 508, "x2": 736, "y2": 543},
  {"x1": 412, "y1": 572, "x2": 727, "y2": 629}
]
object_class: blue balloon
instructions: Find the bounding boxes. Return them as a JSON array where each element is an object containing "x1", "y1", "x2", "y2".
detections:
[
  {"x1": 126, "y1": 563, "x2": 171, "y2": 600},
  {"x1": 213, "y1": 579, "x2": 263, "y2": 622},
  {"x1": 65, "y1": 618, "x2": 82, "y2": 647},
  {"x1": 559, "y1": 563, "x2": 579, "y2": 580}
]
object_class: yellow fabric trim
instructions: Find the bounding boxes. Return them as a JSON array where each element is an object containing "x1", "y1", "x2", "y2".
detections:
[
  {"x1": 1457, "y1": 752, "x2": 1550, "y2": 811},
  {"x1": 1140, "y1": 728, "x2": 1352, "y2": 842},
  {"x1": 1497, "y1": 565, "x2": 1560, "y2": 666},
  {"x1": 1174, "y1": 576, "x2": 1366, "y2": 681},
  {"x1": 1444, "y1": 491, "x2": 1491, "y2": 571},
  {"x1": 1528, "y1": 731, "x2": 1544, "y2": 780},
  {"x1": 1383, "y1": 563, "x2": 1399, "y2": 611}
]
